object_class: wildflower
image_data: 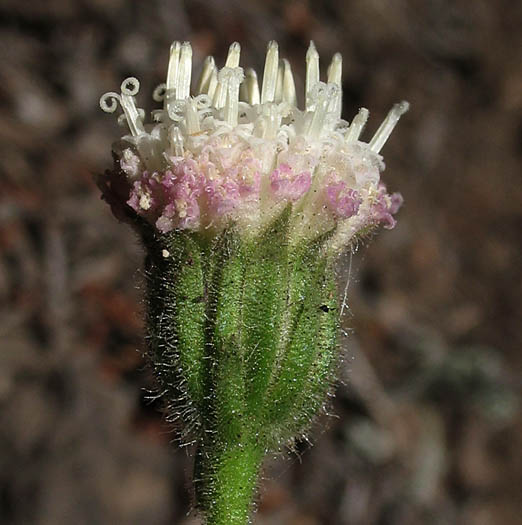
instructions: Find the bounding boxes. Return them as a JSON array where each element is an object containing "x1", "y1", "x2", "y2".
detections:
[
  {"x1": 100, "y1": 40, "x2": 406, "y2": 244},
  {"x1": 99, "y1": 40, "x2": 407, "y2": 525}
]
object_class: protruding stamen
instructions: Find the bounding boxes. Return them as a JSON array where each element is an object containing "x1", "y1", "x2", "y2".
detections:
[
  {"x1": 176, "y1": 42, "x2": 193, "y2": 100},
  {"x1": 152, "y1": 83, "x2": 167, "y2": 102},
  {"x1": 327, "y1": 53, "x2": 343, "y2": 119},
  {"x1": 225, "y1": 42, "x2": 241, "y2": 68},
  {"x1": 99, "y1": 91, "x2": 120, "y2": 113},
  {"x1": 260, "y1": 103, "x2": 281, "y2": 139},
  {"x1": 274, "y1": 60, "x2": 284, "y2": 103},
  {"x1": 305, "y1": 41, "x2": 320, "y2": 111},
  {"x1": 166, "y1": 42, "x2": 181, "y2": 105},
  {"x1": 213, "y1": 68, "x2": 232, "y2": 110},
  {"x1": 120, "y1": 77, "x2": 140, "y2": 97},
  {"x1": 224, "y1": 73, "x2": 242, "y2": 126},
  {"x1": 213, "y1": 79, "x2": 227, "y2": 109},
  {"x1": 261, "y1": 41, "x2": 279, "y2": 104},
  {"x1": 307, "y1": 83, "x2": 334, "y2": 138},
  {"x1": 369, "y1": 101, "x2": 409, "y2": 153},
  {"x1": 196, "y1": 56, "x2": 216, "y2": 95},
  {"x1": 345, "y1": 107, "x2": 369, "y2": 143},
  {"x1": 119, "y1": 77, "x2": 145, "y2": 136},
  {"x1": 213, "y1": 43, "x2": 242, "y2": 110},
  {"x1": 240, "y1": 68, "x2": 260, "y2": 105},
  {"x1": 207, "y1": 67, "x2": 218, "y2": 100},
  {"x1": 282, "y1": 59, "x2": 297, "y2": 106},
  {"x1": 100, "y1": 79, "x2": 145, "y2": 136},
  {"x1": 169, "y1": 126, "x2": 184, "y2": 157},
  {"x1": 327, "y1": 52, "x2": 342, "y2": 85},
  {"x1": 185, "y1": 98, "x2": 200, "y2": 134}
]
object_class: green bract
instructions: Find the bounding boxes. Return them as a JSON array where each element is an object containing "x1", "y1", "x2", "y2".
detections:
[{"x1": 142, "y1": 210, "x2": 339, "y2": 524}]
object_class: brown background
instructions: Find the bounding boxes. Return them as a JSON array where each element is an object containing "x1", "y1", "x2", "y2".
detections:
[{"x1": 1, "y1": 1, "x2": 521, "y2": 524}]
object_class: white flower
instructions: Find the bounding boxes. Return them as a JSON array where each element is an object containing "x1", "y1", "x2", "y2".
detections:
[{"x1": 100, "y1": 41, "x2": 407, "y2": 245}]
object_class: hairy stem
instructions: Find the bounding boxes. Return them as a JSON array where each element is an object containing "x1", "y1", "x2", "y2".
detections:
[{"x1": 195, "y1": 438, "x2": 264, "y2": 525}]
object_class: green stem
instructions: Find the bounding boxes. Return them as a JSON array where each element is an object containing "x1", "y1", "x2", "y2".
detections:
[{"x1": 196, "y1": 439, "x2": 264, "y2": 525}]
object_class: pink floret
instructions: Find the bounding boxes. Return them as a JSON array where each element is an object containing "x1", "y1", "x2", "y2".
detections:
[
  {"x1": 204, "y1": 177, "x2": 241, "y2": 217},
  {"x1": 371, "y1": 183, "x2": 403, "y2": 229},
  {"x1": 326, "y1": 180, "x2": 362, "y2": 219},
  {"x1": 126, "y1": 172, "x2": 162, "y2": 214},
  {"x1": 126, "y1": 163, "x2": 203, "y2": 231},
  {"x1": 126, "y1": 181, "x2": 141, "y2": 212},
  {"x1": 236, "y1": 160, "x2": 261, "y2": 199},
  {"x1": 269, "y1": 163, "x2": 311, "y2": 202}
]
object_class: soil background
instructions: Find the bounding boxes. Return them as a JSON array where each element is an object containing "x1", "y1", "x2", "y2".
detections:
[{"x1": 1, "y1": 1, "x2": 521, "y2": 524}]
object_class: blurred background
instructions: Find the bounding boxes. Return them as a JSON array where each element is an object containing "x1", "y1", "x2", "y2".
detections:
[{"x1": 1, "y1": 1, "x2": 521, "y2": 524}]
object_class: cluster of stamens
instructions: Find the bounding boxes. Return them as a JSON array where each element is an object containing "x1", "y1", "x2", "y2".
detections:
[{"x1": 100, "y1": 41, "x2": 407, "y2": 246}]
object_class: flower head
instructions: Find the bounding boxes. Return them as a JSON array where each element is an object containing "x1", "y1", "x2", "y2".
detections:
[
  {"x1": 100, "y1": 40, "x2": 407, "y2": 247},
  {"x1": 99, "y1": 41, "x2": 409, "y2": 524}
]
